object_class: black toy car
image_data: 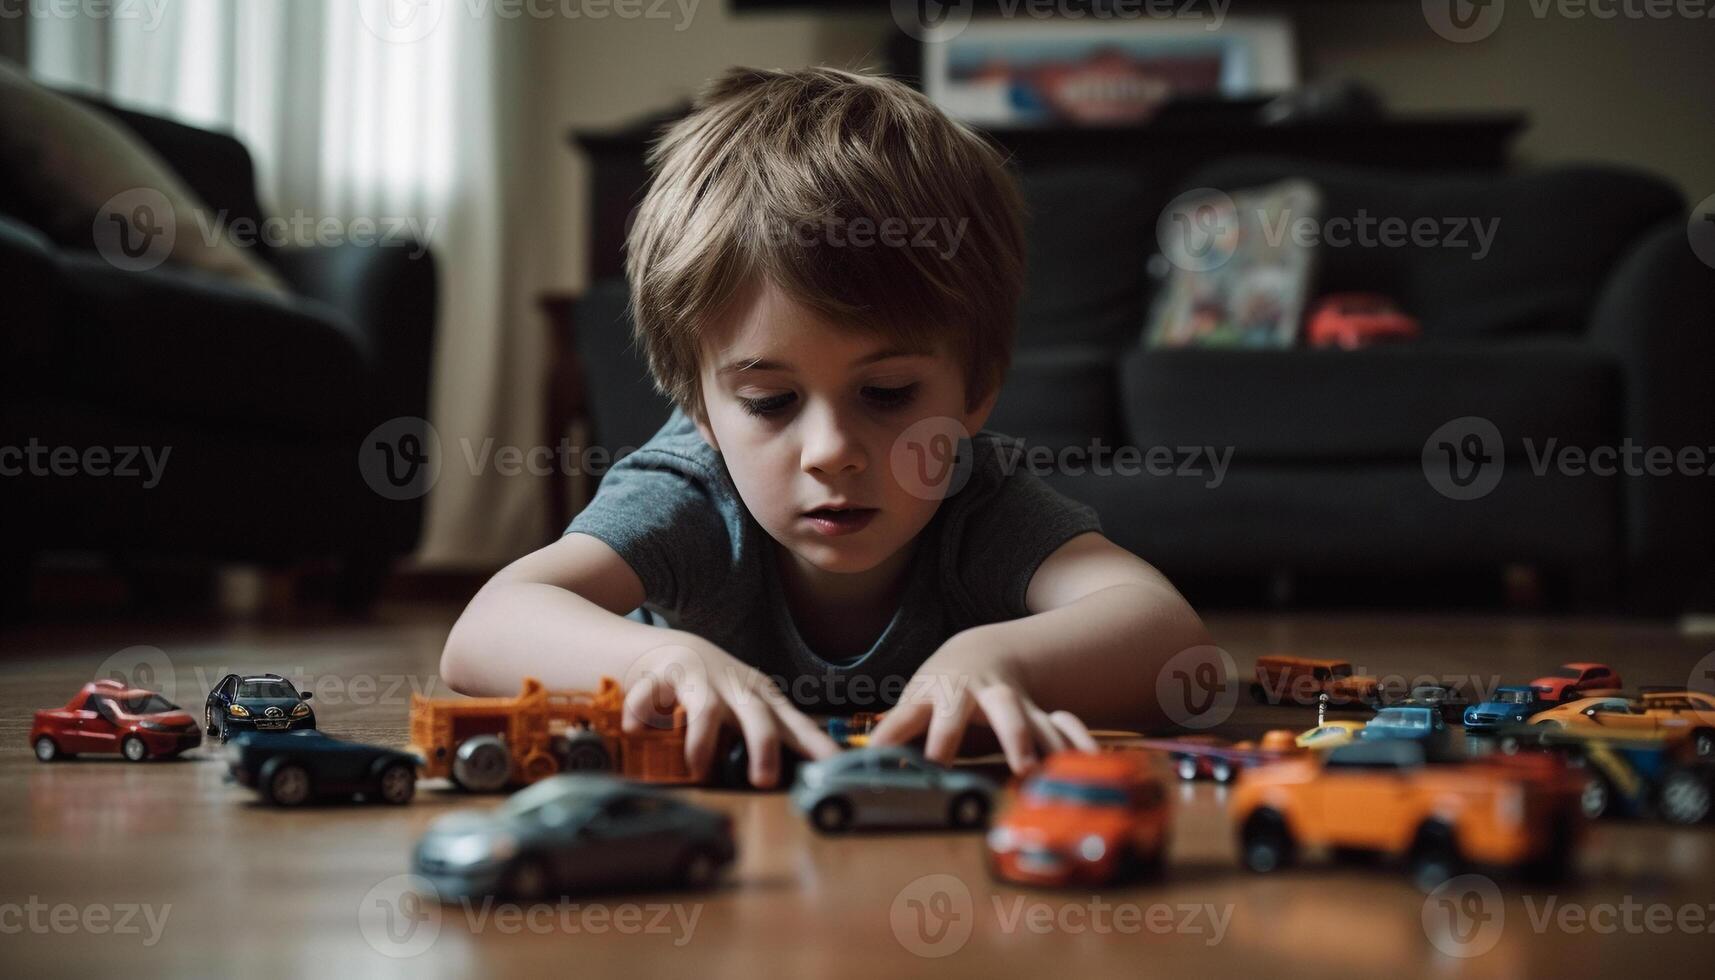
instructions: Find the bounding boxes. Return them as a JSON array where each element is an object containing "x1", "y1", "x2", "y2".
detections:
[
  {"x1": 226, "y1": 730, "x2": 419, "y2": 806},
  {"x1": 205, "y1": 673, "x2": 316, "y2": 741}
]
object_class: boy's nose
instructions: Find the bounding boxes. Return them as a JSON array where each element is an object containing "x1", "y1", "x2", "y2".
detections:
[{"x1": 799, "y1": 404, "x2": 868, "y2": 477}]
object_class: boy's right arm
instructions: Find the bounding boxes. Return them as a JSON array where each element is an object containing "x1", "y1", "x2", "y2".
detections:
[{"x1": 440, "y1": 532, "x2": 837, "y2": 786}]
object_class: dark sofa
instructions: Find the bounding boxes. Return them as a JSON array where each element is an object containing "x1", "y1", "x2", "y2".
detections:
[
  {"x1": 566, "y1": 158, "x2": 1715, "y2": 613},
  {"x1": 0, "y1": 99, "x2": 437, "y2": 611}
]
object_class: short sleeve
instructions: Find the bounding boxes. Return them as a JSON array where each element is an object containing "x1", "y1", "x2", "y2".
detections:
[
  {"x1": 950, "y1": 461, "x2": 1103, "y2": 623},
  {"x1": 564, "y1": 450, "x2": 738, "y2": 618}
]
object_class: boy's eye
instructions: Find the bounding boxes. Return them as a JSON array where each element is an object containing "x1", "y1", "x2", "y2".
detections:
[
  {"x1": 739, "y1": 392, "x2": 796, "y2": 417},
  {"x1": 862, "y1": 383, "x2": 918, "y2": 410}
]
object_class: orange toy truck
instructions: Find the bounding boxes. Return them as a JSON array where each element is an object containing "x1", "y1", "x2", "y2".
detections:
[
  {"x1": 1249, "y1": 655, "x2": 1382, "y2": 707},
  {"x1": 1229, "y1": 739, "x2": 1583, "y2": 889},
  {"x1": 408, "y1": 677, "x2": 694, "y2": 792}
]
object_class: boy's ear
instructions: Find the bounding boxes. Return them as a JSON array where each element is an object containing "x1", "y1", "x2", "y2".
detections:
[
  {"x1": 962, "y1": 384, "x2": 1000, "y2": 437},
  {"x1": 691, "y1": 404, "x2": 720, "y2": 452}
]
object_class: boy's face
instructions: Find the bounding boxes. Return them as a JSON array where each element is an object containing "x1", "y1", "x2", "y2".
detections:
[{"x1": 695, "y1": 278, "x2": 994, "y2": 576}]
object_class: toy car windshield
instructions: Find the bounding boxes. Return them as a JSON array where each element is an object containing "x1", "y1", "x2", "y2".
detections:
[
  {"x1": 1376, "y1": 710, "x2": 1430, "y2": 729},
  {"x1": 1549, "y1": 667, "x2": 1584, "y2": 679},
  {"x1": 1498, "y1": 689, "x2": 1534, "y2": 704},
  {"x1": 1025, "y1": 778, "x2": 1129, "y2": 807},
  {"x1": 117, "y1": 694, "x2": 177, "y2": 714},
  {"x1": 238, "y1": 679, "x2": 298, "y2": 699}
]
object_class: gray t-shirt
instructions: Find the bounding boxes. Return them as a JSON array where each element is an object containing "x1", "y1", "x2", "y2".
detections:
[{"x1": 566, "y1": 410, "x2": 1101, "y2": 713}]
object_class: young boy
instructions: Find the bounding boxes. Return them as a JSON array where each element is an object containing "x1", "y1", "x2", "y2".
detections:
[{"x1": 441, "y1": 66, "x2": 1210, "y2": 787}]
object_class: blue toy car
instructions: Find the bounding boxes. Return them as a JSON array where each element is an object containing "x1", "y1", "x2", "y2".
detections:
[
  {"x1": 1463, "y1": 685, "x2": 1551, "y2": 732},
  {"x1": 226, "y1": 729, "x2": 419, "y2": 806},
  {"x1": 1359, "y1": 705, "x2": 1449, "y2": 742},
  {"x1": 205, "y1": 672, "x2": 316, "y2": 742}
]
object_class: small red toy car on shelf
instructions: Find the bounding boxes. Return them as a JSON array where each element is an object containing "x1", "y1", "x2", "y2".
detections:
[
  {"x1": 31, "y1": 680, "x2": 203, "y2": 762},
  {"x1": 1528, "y1": 663, "x2": 1624, "y2": 704},
  {"x1": 986, "y1": 751, "x2": 1171, "y2": 887},
  {"x1": 1304, "y1": 293, "x2": 1420, "y2": 349}
]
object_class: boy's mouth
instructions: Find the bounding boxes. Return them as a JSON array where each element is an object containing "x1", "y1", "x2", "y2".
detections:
[{"x1": 801, "y1": 505, "x2": 878, "y2": 537}]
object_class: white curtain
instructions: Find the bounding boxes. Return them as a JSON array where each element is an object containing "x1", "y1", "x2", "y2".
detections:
[{"x1": 29, "y1": 0, "x2": 547, "y2": 570}]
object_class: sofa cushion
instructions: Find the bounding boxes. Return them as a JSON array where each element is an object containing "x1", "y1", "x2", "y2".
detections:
[
  {"x1": 987, "y1": 344, "x2": 1121, "y2": 451},
  {"x1": 1015, "y1": 165, "x2": 1149, "y2": 349},
  {"x1": 1179, "y1": 158, "x2": 1684, "y2": 340},
  {"x1": 51, "y1": 253, "x2": 373, "y2": 437},
  {"x1": 1120, "y1": 340, "x2": 1619, "y2": 461}
]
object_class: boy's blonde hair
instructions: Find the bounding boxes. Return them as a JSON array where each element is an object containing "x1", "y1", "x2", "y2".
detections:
[{"x1": 625, "y1": 66, "x2": 1026, "y2": 419}]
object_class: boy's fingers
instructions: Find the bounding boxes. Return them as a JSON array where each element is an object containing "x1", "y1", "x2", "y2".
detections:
[
  {"x1": 923, "y1": 691, "x2": 975, "y2": 766},
  {"x1": 681, "y1": 694, "x2": 726, "y2": 780},
  {"x1": 974, "y1": 686, "x2": 1037, "y2": 774},
  {"x1": 622, "y1": 674, "x2": 674, "y2": 735},
  {"x1": 770, "y1": 704, "x2": 841, "y2": 761},
  {"x1": 1049, "y1": 710, "x2": 1099, "y2": 753},
  {"x1": 866, "y1": 700, "x2": 932, "y2": 748},
  {"x1": 1025, "y1": 704, "x2": 1069, "y2": 758},
  {"x1": 728, "y1": 697, "x2": 782, "y2": 789}
]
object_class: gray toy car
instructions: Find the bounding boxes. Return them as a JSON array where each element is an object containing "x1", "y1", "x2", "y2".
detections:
[
  {"x1": 791, "y1": 745, "x2": 998, "y2": 833},
  {"x1": 413, "y1": 775, "x2": 735, "y2": 900}
]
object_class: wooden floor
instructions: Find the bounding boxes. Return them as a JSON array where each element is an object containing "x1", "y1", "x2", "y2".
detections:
[{"x1": 2, "y1": 605, "x2": 1713, "y2": 978}]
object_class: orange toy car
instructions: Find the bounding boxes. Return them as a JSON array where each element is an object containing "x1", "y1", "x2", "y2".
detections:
[
  {"x1": 1230, "y1": 739, "x2": 1583, "y2": 889},
  {"x1": 986, "y1": 752, "x2": 1171, "y2": 887},
  {"x1": 1249, "y1": 655, "x2": 1382, "y2": 707},
  {"x1": 1528, "y1": 662, "x2": 1624, "y2": 703},
  {"x1": 408, "y1": 677, "x2": 693, "y2": 792},
  {"x1": 1530, "y1": 690, "x2": 1715, "y2": 756},
  {"x1": 1304, "y1": 293, "x2": 1420, "y2": 349}
]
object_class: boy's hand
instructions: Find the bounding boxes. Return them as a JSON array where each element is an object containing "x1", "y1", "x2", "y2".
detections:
[
  {"x1": 866, "y1": 636, "x2": 1098, "y2": 774},
  {"x1": 620, "y1": 638, "x2": 840, "y2": 788}
]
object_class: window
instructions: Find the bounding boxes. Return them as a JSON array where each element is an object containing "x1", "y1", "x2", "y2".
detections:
[{"x1": 238, "y1": 680, "x2": 298, "y2": 700}]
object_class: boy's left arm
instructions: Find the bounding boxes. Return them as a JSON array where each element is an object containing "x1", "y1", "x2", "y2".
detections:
[{"x1": 868, "y1": 531, "x2": 1213, "y2": 773}]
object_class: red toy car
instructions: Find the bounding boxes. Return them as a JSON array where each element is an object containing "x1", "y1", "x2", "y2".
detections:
[
  {"x1": 1305, "y1": 293, "x2": 1420, "y2": 349},
  {"x1": 986, "y1": 752, "x2": 1171, "y2": 887},
  {"x1": 32, "y1": 680, "x2": 203, "y2": 762},
  {"x1": 1529, "y1": 663, "x2": 1624, "y2": 703}
]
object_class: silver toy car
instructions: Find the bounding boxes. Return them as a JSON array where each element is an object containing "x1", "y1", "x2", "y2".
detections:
[
  {"x1": 791, "y1": 745, "x2": 998, "y2": 833},
  {"x1": 413, "y1": 775, "x2": 735, "y2": 900}
]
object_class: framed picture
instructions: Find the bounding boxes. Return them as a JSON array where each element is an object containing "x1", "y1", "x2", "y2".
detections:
[{"x1": 922, "y1": 16, "x2": 1297, "y2": 127}]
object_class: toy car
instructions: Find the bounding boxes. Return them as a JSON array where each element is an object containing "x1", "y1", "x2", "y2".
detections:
[
  {"x1": 791, "y1": 746, "x2": 997, "y2": 833},
  {"x1": 1144, "y1": 730, "x2": 1297, "y2": 784},
  {"x1": 226, "y1": 730, "x2": 419, "y2": 806},
  {"x1": 32, "y1": 680, "x2": 202, "y2": 762},
  {"x1": 1397, "y1": 684, "x2": 1470, "y2": 724},
  {"x1": 1528, "y1": 663, "x2": 1624, "y2": 703},
  {"x1": 1295, "y1": 720, "x2": 1367, "y2": 749},
  {"x1": 1496, "y1": 726, "x2": 1713, "y2": 824},
  {"x1": 1232, "y1": 739, "x2": 1583, "y2": 890},
  {"x1": 1462, "y1": 685, "x2": 1553, "y2": 732},
  {"x1": 1304, "y1": 293, "x2": 1421, "y2": 349},
  {"x1": 1522, "y1": 691, "x2": 1715, "y2": 757},
  {"x1": 205, "y1": 673, "x2": 315, "y2": 742},
  {"x1": 1358, "y1": 705, "x2": 1450, "y2": 743},
  {"x1": 413, "y1": 775, "x2": 735, "y2": 899},
  {"x1": 1249, "y1": 655, "x2": 1381, "y2": 707},
  {"x1": 986, "y1": 751, "x2": 1171, "y2": 887}
]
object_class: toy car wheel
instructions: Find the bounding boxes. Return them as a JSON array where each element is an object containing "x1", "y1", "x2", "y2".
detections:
[
  {"x1": 1498, "y1": 735, "x2": 1522, "y2": 755},
  {"x1": 811, "y1": 797, "x2": 853, "y2": 834},
  {"x1": 376, "y1": 762, "x2": 417, "y2": 805},
  {"x1": 121, "y1": 735, "x2": 149, "y2": 762},
  {"x1": 1174, "y1": 756, "x2": 1199, "y2": 781},
  {"x1": 205, "y1": 708, "x2": 216, "y2": 738},
  {"x1": 504, "y1": 857, "x2": 550, "y2": 901},
  {"x1": 1408, "y1": 821, "x2": 1462, "y2": 892},
  {"x1": 451, "y1": 735, "x2": 511, "y2": 792},
  {"x1": 1692, "y1": 730, "x2": 1714, "y2": 758},
  {"x1": 558, "y1": 732, "x2": 611, "y2": 772},
  {"x1": 1580, "y1": 774, "x2": 1613, "y2": 820},
  {"x1": 948, "y1": 792, "x2": 989, "y2": 829},
  {"x1": 1211, "y1": 760, "x2": 1235, "y2": 784},
  {"x1": 217, "y1": 716, "x2": 231, "y2": 744},
  {"x1": 1239, "y1": 808, "x2": 1295, "y2": 873},
  {"x1": 265, "y1": 763, "x2": 313, "y2": 807},
  {"x1": 33, "y1": 736, "x2": 60, "y2": 762},
  {"x1": 677, "y1": 847, "x2": 721, "y2": 889},
  {"x1": 1657, "y1": 770, "x2": 1712, "y2": 825}
]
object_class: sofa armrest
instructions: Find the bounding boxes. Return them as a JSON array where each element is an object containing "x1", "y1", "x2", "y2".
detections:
[
  {"x1": 268, "y1": 243, "x2": 438, "y2": 422},
  {"x1": 1585, "y1": 218, "x2": 1715, "y2": 582}
]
